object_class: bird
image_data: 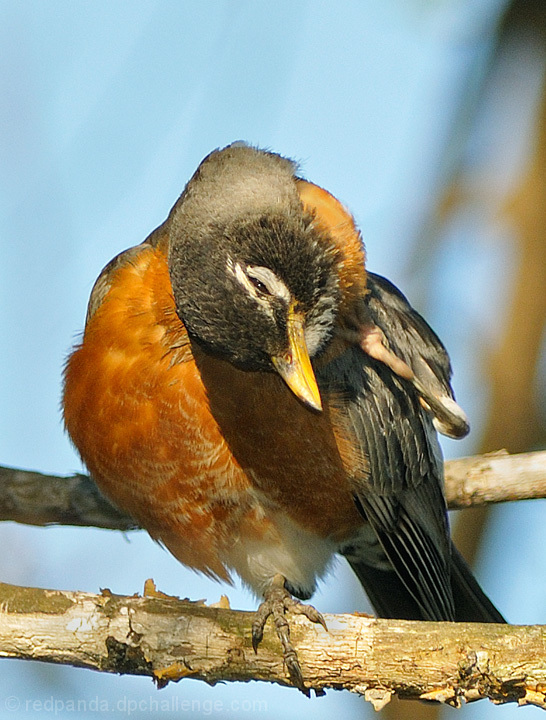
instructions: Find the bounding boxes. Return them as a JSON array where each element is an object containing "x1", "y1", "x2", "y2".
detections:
[{"x1": 63, "y1": 142, "x2": 505, "y2": 692}]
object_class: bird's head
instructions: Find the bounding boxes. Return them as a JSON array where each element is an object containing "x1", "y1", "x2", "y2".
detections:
[{"x1": 167, "y1": 143, "x2": 347, "y2": 411}]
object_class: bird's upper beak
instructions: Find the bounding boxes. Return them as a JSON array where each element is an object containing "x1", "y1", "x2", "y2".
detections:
[{"x1": 272, "y1": 308, "x2": 322, "y2": 412}]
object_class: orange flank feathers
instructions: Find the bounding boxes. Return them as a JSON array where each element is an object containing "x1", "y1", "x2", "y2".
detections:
[
  {"x1": 296, "y1": 179, "x2": 367, "y2": 309},
  {"x1": 63, "y1": 245, "x2": 253, "y2": 579}
]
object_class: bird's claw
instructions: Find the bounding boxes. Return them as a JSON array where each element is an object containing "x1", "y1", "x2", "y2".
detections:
[{"x1": 251, "y1": 574, "x2": 327, "y2": 695}]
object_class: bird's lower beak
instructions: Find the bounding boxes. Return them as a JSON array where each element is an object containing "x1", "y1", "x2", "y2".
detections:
[{"x1": 272, "y1": 310, "x2": 322, "y2": 412}]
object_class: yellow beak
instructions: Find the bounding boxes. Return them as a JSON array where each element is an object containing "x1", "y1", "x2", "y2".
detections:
[{"x1": 272, "y1": 309, "x2": 322, "y2": 412}]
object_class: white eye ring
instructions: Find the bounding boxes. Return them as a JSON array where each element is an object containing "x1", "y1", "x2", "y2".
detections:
[
  {"x1": 226, "y1": 258, "x2": 291, "y2": 305},
  {"x1": 245, "y1": 265, "x2": 291, "y2": 302}
]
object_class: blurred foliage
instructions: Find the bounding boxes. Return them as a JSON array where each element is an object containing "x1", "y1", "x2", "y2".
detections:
[{"x1": 384, "y1": 1, "x2": 546, "y2": 718}]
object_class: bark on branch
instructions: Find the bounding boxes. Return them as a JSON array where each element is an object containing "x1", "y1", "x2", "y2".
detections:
[
  {"x1": 1, "y1": 453, "x2": 546, "y2": 708},
  {"x1": 444, "y1": 449, "x2": 546, "y2": 508},
  {"x1": 0, "y1": 581, "x2": 545, "y2": 711},
  {"x1": 1, "y1": 449, "x2": 545, "y2": 531}
]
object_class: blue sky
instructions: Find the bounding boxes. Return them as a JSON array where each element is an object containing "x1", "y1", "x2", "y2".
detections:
[{"x1": 1, "y1": 2, "x2": 543, "y2": 718}]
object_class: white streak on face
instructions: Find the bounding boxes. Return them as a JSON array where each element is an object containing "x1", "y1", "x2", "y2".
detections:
[
  {"x1": 226, "y1": 257, "x2": 291, "y2": 318},
  {"x1": 226, "y1": 254, "x2": 336, "y2": 358},
  {"x1": 304, "y1": 301, "x2": 336, "y2": 356},
  {"x1": 245, "y1": 265, "x2": 291, "y2": 303}
]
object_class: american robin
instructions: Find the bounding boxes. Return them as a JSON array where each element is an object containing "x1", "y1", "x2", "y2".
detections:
[{"x1": 63, "y1": 143, "x2": 505, "y2": 692}]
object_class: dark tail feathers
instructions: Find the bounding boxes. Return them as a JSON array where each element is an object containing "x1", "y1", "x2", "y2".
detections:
[{"x1": 348, "y1": 541, "x2": 505, "y2": 623}]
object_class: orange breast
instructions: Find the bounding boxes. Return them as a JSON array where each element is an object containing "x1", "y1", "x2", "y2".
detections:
[
  {"x1": 192, "y1": 347, "x2": 364, "y2": 542},
  {"x1": 63, "y1": 243, "x2": 365, "y2": 580},
  {"x1": 63, "y1": 245, "x2": 255, "y2": 579}
]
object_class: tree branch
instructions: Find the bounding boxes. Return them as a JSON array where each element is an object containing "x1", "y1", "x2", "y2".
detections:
[
  {"x1": 1, "y1": 449, "x2": 545, "y2": 531},
  {"x1": 2, "y1": 454, "x2": 546, "y2": 708},
  {"x1": 0, "y1": 466, "x2": 136, "y2": 530},
  {"x1": 0, "y1": 581, "x2": 544, "y2": 711},
  {"x1": 444, "y1": 449, "x2": 546, "y2": 508}
]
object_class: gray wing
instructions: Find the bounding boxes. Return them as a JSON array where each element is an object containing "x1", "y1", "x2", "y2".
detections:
[
  {"x1": 320, "y1": 273, "x2": 461, "y2": 619},
  {"x1": 359, "y1": 272, "x2": 469, "y2": 439},
  {"x1": 321, "y1": 342, "x2": 455, "y2": 620}
]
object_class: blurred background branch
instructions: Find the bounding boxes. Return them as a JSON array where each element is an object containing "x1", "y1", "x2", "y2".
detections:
[
  {"x1": 1, "y1": 450, "x2": 545, "y2": 530},
  {"x1": 385, "y1": 2, "x2": 546, "y2": 716}
]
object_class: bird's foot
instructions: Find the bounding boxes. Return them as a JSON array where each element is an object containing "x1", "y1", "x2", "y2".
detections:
[{"x1": 252, "y1": 574, "x2": 327, "y2": 695}]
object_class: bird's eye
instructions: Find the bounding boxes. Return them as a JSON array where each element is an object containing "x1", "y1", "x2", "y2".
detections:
[
  {"x1": 248, "y1": 275, "x2": 270, "y2": 295},
  {"x1": 228, "y1": 260, "x2": 291, "y2": 305}
]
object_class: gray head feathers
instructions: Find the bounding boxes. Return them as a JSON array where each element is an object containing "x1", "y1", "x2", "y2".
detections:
[
  {"x1": 164, "y1": 143, "x2": 341, "y2": 371},
  {"x1": 168, "y1": 143, "x2": 302, "y2": 246}
]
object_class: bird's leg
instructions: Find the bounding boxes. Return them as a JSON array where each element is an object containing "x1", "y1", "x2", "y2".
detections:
[
  {"x1": 252, "y1": 574, "x2": 327, "y2": 695},
  {"x1": 358, "y1": 322, "x2": 415, "y2": 380},
  {"x1": 338, "y1": 305, "x2": 415, "y2": 380}
]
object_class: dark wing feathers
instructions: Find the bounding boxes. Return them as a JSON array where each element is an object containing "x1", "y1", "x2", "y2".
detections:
[
  {"x1": 322, "y1": 273, "x2": 504, "y2": 622},
  {"x1": 323, "y1": 348, "x2": 454, "y2": 620},
  {"x1": 365, "y1": 272, "x2": 469, "y2": 438},
  {"x1": 365, "y1": 272, "x2": 453, "y2": 390}
]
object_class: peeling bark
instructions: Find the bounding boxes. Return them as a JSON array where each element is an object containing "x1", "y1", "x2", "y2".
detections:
[{"x1": 0, "y1": 582, "x2": 545, "y2": 709}]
